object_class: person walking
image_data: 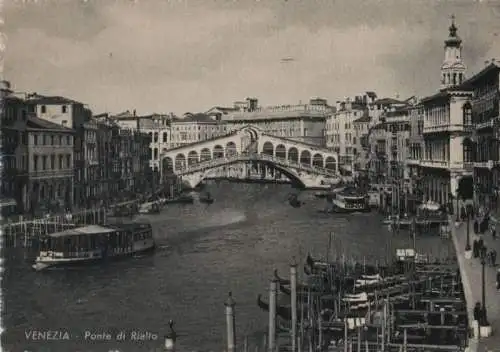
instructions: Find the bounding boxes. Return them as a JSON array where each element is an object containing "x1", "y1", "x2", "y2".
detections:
[
  {"x1": 491, "y1": 249, "x2": 497, "y2": 267},
  {"x1": 492, "y1": 227, "x2": 497, "y2": 240}
]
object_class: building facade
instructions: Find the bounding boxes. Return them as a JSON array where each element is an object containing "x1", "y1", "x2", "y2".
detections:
[
  {"x1": 207, "y1": 97, "x2": 331, "y2": 146},
  {"x1": 461, "y1": 62, "x2": 500, "y2": 206},
  {"x1": 2, "y1": 87, "x2": 74, "y2": 215}
]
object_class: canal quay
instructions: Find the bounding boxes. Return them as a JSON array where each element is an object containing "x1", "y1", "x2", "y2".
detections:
[{"x1": 3, "y1": 181, "x2": 484, "y2": 352}]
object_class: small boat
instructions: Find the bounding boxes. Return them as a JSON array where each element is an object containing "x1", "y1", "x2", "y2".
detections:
[
  {"x1": 32, "y1": 223, "x2": 155, "y2": 271},
  {"x1": 330, "y1": 187, "x2": 370, "y2": 213},
  {"x1": 138, "y1": 201, "x2": 161, "y2": 214},
  {"x1": 288, "y1": 194, "x2": 304, "y2": 208},
  {"x1": 199, "y1": 192, "x2": 214, "y2": 204},
  {"x1": 314, "y1": 191, "x2": 330, "y2": 199},
  {"x1": 164, "y1": 194, "x2": 194, "y2": 204}
]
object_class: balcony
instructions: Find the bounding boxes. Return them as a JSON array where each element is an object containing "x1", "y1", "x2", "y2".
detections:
[
  {"x1": 423, "y1": 124, "x2": 474, "y2": 134},
  {"x1": 473, "y1": 160, "x2": 500, "y2": 169},
  {"x1": 420, "y1": 160, "x2": 450, "y2": 169},
  {"x1": 449, "y1": 161, "x2": 474, "y2": 172},
  {"x1": 475, "y1": 117, "x2": 499, "y2": 131},
  {"x1": 405, "y1": 159, "x2": 420, "y2": 165},
  {"x1": 29, "y1": 169, "x2": 73, "y2": 179}
]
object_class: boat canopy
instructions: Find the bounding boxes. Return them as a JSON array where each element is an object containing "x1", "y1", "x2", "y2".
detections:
[
  {"x1": 47, "y1": 225, "x2": 116, "y2": 238},
  {"x1": 419, "y1": 200, "x2": 441, "y2": 211}
]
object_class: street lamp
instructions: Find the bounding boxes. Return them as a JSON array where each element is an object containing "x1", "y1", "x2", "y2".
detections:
[
  {"x1": 465, "y1": 212, "x2": 471, "y2": 253},
  {"x1": 479, "y1": 247, "x2": 489, "y2": 329}
]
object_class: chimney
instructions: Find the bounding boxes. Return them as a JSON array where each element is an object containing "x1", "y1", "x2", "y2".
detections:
[{"x1": 133, "y1": 109, "x2": 136, "y2": 117}]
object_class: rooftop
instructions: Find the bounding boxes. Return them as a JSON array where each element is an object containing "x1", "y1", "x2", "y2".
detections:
[
  {"x1": 48, "y1": 225, "x2": 116, "y2": 238},
  {"x1": 26, "y1": 94, "x2": 82, "y2": 105},
  {"x1": 353, "y1": 112, "x2": 371, "y2": 123},
  {"x1": 458, "y1": 62, "x2": 500, "y2": 89},
  {"x1": 4, "y1": 115, "x2": 75, "y2": 132},
  {"x1": 373, "y1": 98, "x2": 407, "y2": 105}
]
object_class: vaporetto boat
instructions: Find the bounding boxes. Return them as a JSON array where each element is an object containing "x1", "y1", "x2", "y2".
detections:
[{"x1": 32, "y1": 223, "x2": 155, "y2": 271}]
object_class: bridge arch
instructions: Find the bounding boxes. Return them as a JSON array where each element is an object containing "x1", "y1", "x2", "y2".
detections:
[
  {"x1": 312, "y1": 153, "x2": 323, "y2": 168},
  {"x1": 325, "y1": 156, "x2": 336, "y2": 170},
  {"x1": 300, "y1": 150, "x2": 311, "y2": 165},
  {"x1": 239, "y1": 125, "x2": 261, "y2": 142},
  {"x1": 200, "y1": 148, "x2": 211, "y2": 161},
  {"x1": 288, "y1": 147, "x2": 299, "y2": 162},
  {"x1": 262, "y1": 142, "x2": 274, "y2": 156},
  {"x1": 195, "y1": 158, "x2": 306, "y2": 189},
  {"x1": 187, "y1": 151, "x2": 199, "y2": 165},
  {"x1": 175, "y1": 153, "x2": 186, "y2": 170},
  {"x1": 275, "y1": 144, "x2": 286, "y2": 159},
  {"x1": 213, "y1": 145, "x2": 224, "y2": 159},
  {"x1": 226, "y1": 141, "x2": 237, "y2": 157}
]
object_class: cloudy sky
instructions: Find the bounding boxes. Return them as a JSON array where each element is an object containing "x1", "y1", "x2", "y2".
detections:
[{"x1": 2, "y1": 0, "x2": 500, "y2": 115}]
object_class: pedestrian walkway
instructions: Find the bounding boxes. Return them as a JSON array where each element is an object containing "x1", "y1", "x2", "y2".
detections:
[{"x1": 451, "y1": 216, "x2": 500, "y2": 352}]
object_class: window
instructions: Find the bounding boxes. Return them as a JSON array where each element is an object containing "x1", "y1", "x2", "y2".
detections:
[
  {"x1": 34, "y1": 135, "x2": 38, "y2": 145},
  {"x1": 59, "y1": 135, "x2": 63, "y2": 144},
  {"x1": 463, "y1": 103, "x2": 472, "y2": 125},
  {"x1": 62, "y1": 105, "x2": 67, "y2": 113},
  {"x1": 42, "y1": 155, "x2": 47, "y2": 170},
  {"x1": 66, "y1": 155, "x2": 71, "y2": 168},
  {"x1": 33, "y1": 155, "x2": 39, "y2": 171},
  {"x1": 59, "y1": 155, "x2": 64, "y2": 169},
  {"x1": 154, "y1": 133, "x2": 158, "y2": 143},
  {"x1": 153, "y1": 148, "x2": 158, "y2": 160},
  {"x1": 41, "y1": 105, "x2": 46, "y2": 114},
  {"x1": 66, "y1": 136, "x2": 71, "y2": 145},
  {"x1": 50, "y1": 155, "x2": 55, "y2": 169},
  {"x1": 51, "y1": 135, "x2": 54, "y2": 145},
  {"x1": 463, "y1": 141, "x2": 474, "y2": 162},
  {"x1": 62, "y1": 120, "x2": 68, "y2": 127}
]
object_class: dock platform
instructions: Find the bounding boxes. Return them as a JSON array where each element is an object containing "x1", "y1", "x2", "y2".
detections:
[{"x1": 451, "y1": 215, "x2": 500, "y2": 352}]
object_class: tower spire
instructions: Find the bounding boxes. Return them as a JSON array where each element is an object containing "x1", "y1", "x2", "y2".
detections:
[
  {"x1": 440, "y1": 14, "x2": 466, "y2": 89},
  {"x1": 449, "y1": 14, "x2": 457, "y2": 37}
]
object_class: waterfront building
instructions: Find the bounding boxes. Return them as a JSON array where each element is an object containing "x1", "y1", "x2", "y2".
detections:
[
  {"x1": 74, "y1": 118, "x2": 100, "y2": 208},
  {"x1": 169, "y1": 113, "x2": 228, "y2": 148},
  {"x1": 1, "y1": 82, "x2": 74, "y2": 215},
  {"x1": 407, "y1": 103, "x2": 425, "y2": 192},
  {"x1": 352, "y1": 112, "x2": 372, "y2": 171},
  {"x1": 460, "y1": 61, "x2": 500, "y2": 206},
  {"x1": 206, "y1": 97, "x2": 331, "y2": 146},
  {"x1": 326, "y1": 97, "x2": 368, "y2": 168},
  {"x1": 417, "y1": 17, "x2": 474, "y2": 205},
  {"x1": 382, "y1": 105, "x2": 411, "y2": 181}
]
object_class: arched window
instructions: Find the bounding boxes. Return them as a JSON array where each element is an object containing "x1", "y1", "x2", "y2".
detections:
[
  {"x1": 463, "y1": 103, "x2": 472, "y2": 125},
  {"x1": 163, "y1": 132, "x2": 168, "y2": 142}
]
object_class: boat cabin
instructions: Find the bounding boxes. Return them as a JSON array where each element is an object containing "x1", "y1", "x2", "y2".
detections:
[{"x1": 39, "y1": 223, "x2": 153, "y2": 259}]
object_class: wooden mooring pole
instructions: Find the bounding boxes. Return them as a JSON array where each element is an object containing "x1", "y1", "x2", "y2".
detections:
[
  {"x1": 268, "y1": 279, "x2": 277, "y2": 352},
  {"x1": 225, "y1": 292, "x2": 236, "y2": 352},
  {"x1": 290, "y1": 259, "x2": 298, "y2": 352}
]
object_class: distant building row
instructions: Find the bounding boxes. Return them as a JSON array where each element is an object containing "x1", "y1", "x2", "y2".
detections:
[{"x1": 1, "y1": 82, "x2": 151, "y2": 216}]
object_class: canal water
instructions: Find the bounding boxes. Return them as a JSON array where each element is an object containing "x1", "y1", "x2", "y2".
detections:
[{"x1": 1, "y1": 182, "x2": 454, "y2": 352}]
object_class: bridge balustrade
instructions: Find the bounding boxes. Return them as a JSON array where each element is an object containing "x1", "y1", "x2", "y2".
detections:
[{"x1": 175, "y1": 152, "x2": 337, "y2": 177}]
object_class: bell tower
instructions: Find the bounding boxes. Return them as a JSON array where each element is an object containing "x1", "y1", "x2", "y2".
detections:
[{"x1": 441, "y1": 15, "x2": 466, "y2": 89}]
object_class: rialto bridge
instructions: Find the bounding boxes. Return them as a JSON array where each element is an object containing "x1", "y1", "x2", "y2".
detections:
[{"x1": 161, "y1": 126, "x2": 341, "y2": 189}]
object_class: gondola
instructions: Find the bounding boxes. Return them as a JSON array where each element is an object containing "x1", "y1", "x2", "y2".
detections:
[
  {"x1": 273, "y1": 269, "x2": 290, "y2": 285},
  {"x1": 288, "y1": 194, "x2": 304, "y2": 208},
  {"x1": 199, "y1": 192, "x2": 214, "y2": 205},
  {"x1": 256, "y1": 294, "x2": 292, "y2": 320}
]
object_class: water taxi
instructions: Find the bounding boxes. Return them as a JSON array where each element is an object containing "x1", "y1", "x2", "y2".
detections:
[
  {"x1": 32, "y1": 223, "x2": 155, "y2": 271},
  {"x1": 331, "y1": 187, "x2": 369, "y2": 213}
]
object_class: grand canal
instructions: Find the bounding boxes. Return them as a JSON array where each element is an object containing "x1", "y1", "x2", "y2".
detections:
[{"x1": 2, "y1": 182, "x2": 453, "y2": 352}]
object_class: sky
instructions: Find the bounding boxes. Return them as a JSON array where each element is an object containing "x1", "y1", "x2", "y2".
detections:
[{"x1": 2, "y1": 0, "x2": 500, "y2": 115}]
